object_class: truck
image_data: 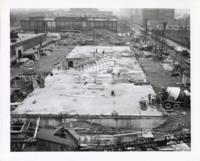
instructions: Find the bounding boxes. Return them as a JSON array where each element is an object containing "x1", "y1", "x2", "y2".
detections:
[{"x1": 158, "y1": 87, "x2": 190, "y2": 110}]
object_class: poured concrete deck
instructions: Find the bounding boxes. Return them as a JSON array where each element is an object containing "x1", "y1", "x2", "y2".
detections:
[{"x1": 13, "y1": 46, "x2": 163, "y2": 116}]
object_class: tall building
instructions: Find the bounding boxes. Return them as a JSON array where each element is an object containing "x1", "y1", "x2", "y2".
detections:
[
  {"x1": 130, "y1": 9, "x2": 175, "y2": 26},
  {"x1": 143, "y1": 9, "x2": 174, "y2": 22},
  {"x1": 130, "y1": 9, "x2": 144, "y2": 25}
]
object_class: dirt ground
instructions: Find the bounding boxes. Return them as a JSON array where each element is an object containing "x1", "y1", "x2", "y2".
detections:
[
  {"x1": 131, "y1": 47, "x2": 190, "y2": 135},
  {"x1": 11, "y1": 29, "x2": 122, "y2": 79},
  {"x1": 11, "y1": 45, "x2": 74, "y2": 78},
  {"x1": 11, "y1": 29, "x2": 190, "y2": 137},
  {"x1": 137, "y1": 56, "x2": 182, "y2": 93},
  {"x1": 153, "y1": 111, "x2": 190, "y2": 135}
]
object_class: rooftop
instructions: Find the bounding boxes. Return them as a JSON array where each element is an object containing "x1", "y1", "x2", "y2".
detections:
[
  {"x1": 36, "y1": 127, "x2": 79, "y2": 145},
  {"x1": 11, "y1": 33, "x2": 45, "y2": 46}
]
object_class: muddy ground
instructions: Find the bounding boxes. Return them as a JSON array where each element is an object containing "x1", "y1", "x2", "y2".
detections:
[
  {"x1": 133, "y1": 48, "x2": 190, "y2": 135},
  {"x1": 11, "y1": 45, "x2": 74, "y2": 78},
  {"x1": 11, "y1": 29, "x2": 190, "y2": 137},
  {"x1": 137, "y1": 54, "x2": 182, "y2": 93}
]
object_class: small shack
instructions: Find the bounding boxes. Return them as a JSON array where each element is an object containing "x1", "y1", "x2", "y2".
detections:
[{"x1": 36, "y1": 127, "x2": 80, "y2": 151}]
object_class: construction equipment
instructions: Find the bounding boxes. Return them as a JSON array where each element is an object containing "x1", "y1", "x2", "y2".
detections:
[
  {"x1": 139, "y1": 100, "x2": 147, "y2": 110},
  {"x1": 11, "y1": 118, "x2": 40, "y2": 151},
  {"x1": 158, "y1": 87, "x2": 190, "y2": 110}
]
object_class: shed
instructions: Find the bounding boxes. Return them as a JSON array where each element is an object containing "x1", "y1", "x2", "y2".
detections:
[{"x1": 36, "y1": 127, "x2": 80, "y2": 151}]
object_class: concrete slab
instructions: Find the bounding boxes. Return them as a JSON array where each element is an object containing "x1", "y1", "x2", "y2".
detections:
[
  {"x1": 13, "y1": 46, "x2": 163, "y2": 116},
  {"x1": 67, "y1": 46, "x2": 131, "y2": 59}
]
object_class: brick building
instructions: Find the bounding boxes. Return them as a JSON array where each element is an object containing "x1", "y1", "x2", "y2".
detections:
[
  {"x1": 21, "y1": 16, "x2": 117, "y2": 32},
  {"x1": 21, "y1": 16, "x2": 55, "y2": 33},
  {"x1": 20, "y1": 9, "x2": 117, "y2": 33}
]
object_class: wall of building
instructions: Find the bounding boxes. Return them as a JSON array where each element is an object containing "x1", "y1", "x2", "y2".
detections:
[
  {"x1": 131, "y1": 9, "x2": 143, "y2": 26},
  {"x1": 67, "y1": 8, "x2": 114, "y2": 18},
  {"x1": 11, "y1": 33, "x2": 46, "y2": 63},
  {"x1": 21, "y1": 17, "x2": 118, "y2": 33},
  {"x1": 143, "y1": 9, "x2": 174, "y2": 22},
  {"x1": 21, "y1": 20, "x2": 56, "y2": 32},
  {"x1": 131, "y1": 9, "x2": 175, "y2": 27},
  {"x1": 148, "y1": 19, "x2": 190, "y2": 31},
  {"x1": 55, "y1": 17, "x2": 117, "y2": 32}
]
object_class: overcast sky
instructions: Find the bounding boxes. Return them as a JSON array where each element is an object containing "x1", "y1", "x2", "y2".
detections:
[{"x1": 11, "y1": 8, "x2": 190, "y2": 17}]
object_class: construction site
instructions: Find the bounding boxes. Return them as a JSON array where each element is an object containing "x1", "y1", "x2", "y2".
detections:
[{"x1": 10, "y1": 8, "x2": 190, "y2": 151}]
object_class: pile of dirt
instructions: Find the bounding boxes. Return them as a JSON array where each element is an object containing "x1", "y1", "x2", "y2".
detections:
[
  {"x1": 57, "y1": 37, "x2": 84, "y2": 46},
  {"x1": 58, "y1": 29, "x2": 120, "y2": 46},
  {"x1": 153, "y1": 112, "x2": 190, "y2": 135},
  {"x1": 62, "y1": 120, "x2": 134, "y2": 135},
  {"x1": 85, "y1": 29, "x2": 122, "y2": 44},
  {"x1": 57, "y1": 32, "x2": 83, "y2": 46},
  {"x1": 10, "y1": 71, "x2": 48, "y2": 103},
  {"x1": 11, "y1": 80, "x2": 33, "y2": 103},
  {"x1": 60, "y1": 32, "x2": 82, "y2": 39}
]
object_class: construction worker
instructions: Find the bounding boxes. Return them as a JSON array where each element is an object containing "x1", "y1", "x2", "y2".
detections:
[
  {"x1": 102, "y1": 50, "x2": 105, "y2": 56},
  {"x1": 111, "y1": 90, "x2": 115, "y2": 96},
  {"x1": 148, "y1": 94, "x2": 152, "y2": 104}
]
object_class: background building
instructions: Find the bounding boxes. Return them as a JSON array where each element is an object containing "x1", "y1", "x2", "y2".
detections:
[
  {"x1": 21, "y1": 16, "x2": 117, "y2": 32},
  {"x1": 21, "y1": 16, "x2": 56, "y2": 33},
  {"x1": 130, "y1": 9, "x2": 175, "y2": 26},
  {"x1": 20, "y1": 9, "x2": 118, "y2": 32},
  {"x1": 66, "y1": 8, "x2": 114, "y2": 18},
  {"x1": 10, "y1": 33, "x2": 46, "y2": 64}
]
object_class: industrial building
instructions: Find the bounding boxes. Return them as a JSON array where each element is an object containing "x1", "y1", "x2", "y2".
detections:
[
  {"x1": 130, "y1": 9, "x2": 190, "y2": 47},
  {"x1": 65, "y1": 8, "x2": 114, "y2": 18},
  {"x1": 10, "y1": 33, "x2": 46, "y2": 64},
  {"x1": 130, "y1": 9, "x2": 175, "y2": 26},
  {"x1": 21, "y1": 16, "x2": 118, "y2": 33},
  {"x1": 20, "y1": 9, "x2": 117, "y2": 33},
  {"x1": 142, "y1": 9, "x2": 175, "y2": 22}
]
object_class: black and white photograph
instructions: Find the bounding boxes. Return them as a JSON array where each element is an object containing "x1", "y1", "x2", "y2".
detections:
[
  {"x1": 1, "y1": 0, "x2": 200, "y2": 160},
  {"x1": 10, "y1": 8, "x2": 191, "y2": 151}
]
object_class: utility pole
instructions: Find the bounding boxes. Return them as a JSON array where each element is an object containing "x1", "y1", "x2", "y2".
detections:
[
  {"x1": 185, "y1": 16, "x2": 189, "y2": 46},
  {"x1": 161, "y1": 22, "x2": 167, "y2": 59},
  {"x1": 144, "y1": 18, "x2": 149, "y2": 34}
]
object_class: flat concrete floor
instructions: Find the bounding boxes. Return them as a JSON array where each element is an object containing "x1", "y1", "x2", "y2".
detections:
[{"x1": 13, "y1": 46, "x2": 163, "y2": 116}]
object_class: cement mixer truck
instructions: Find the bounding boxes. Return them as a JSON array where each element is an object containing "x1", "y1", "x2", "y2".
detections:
[{"x1": 158, "y1": 87, "x2": 190, "y2": 110}]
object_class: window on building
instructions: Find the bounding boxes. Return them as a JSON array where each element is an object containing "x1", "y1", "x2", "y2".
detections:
[
  {"x1": 47, "y1": 21, "x2": 52, "y2": 27},
  {"x1": 174, "y1": 25, "x2": 178, "y2": 30},
  {"x1": 168, "y1": 25, "x2": 172, "y2": 30},
  {"x1": 57, "y1": 21, "x2": 62, "y2": 26},
  {"x1": 30, "y1": 21, "x2": 34, "y2": 29},
  {"x1": 17, "y1": 50, "x2": 22, "y2": 58},
  {"x1": 52, "y1": 21, "x2": 56, "y2": 27},
  {"x1": 99, "y1": 22, "x2": 103, "y2": 27}
]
